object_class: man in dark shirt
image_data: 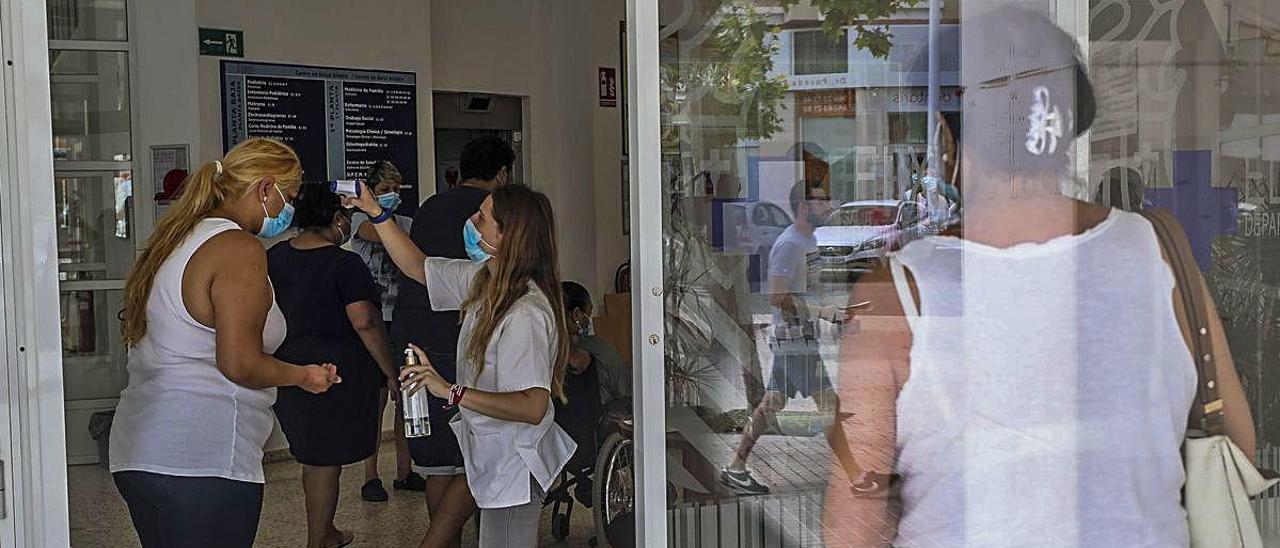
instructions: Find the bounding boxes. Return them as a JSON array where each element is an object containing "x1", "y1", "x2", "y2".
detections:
[{"x1": 391, "y1": 136, "x2": 513, "y2": 547}]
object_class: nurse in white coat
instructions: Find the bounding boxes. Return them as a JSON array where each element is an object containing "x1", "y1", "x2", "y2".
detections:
[{"x1": 346, "y1": 182, "x2": 575, "y2": 548}]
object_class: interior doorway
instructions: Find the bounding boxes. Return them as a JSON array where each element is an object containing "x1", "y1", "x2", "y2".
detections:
[{"x1": 431, "y1": 92, "x2": 526, "y2": 193}]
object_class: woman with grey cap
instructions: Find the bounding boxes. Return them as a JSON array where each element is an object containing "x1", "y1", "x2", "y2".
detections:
[{"x1": 824, "y1": 7, "x2": 1256, "y2": 547}]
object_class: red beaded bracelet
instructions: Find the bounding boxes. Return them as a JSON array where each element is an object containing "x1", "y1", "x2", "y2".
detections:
[{"x1": 445, "y1": 384, "x2": 467, "y2": 409}]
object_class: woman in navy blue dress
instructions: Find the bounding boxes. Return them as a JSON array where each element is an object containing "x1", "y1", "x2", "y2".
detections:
[{"x1": 267, "y1": 182, "x2": 399, "y2": 548}]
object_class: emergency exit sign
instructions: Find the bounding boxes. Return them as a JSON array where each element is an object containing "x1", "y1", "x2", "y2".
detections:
[{"x1": 199, "y1": 28, "x2": 244, "y2": 58}]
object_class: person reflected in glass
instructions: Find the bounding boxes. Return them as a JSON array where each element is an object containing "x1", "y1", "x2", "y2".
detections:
[
  {"x1": 349, "y1": 161, "x2": 425, "y2": 502},
  {"x1": 346, "y1": 182, "x2": 576, "y2": 548},
  {"x1": 1095, "y1": 166, "x2": 1149, "y2": 213},
  {"x1": 721, "y1": 180, "x2": 870, "y2": 496},
  {"x1": 266, "y1": 182, "x2": 400, "y2": 548},
  {"x1": 827, "y1": 8, "x2": 1257, "y2": 546},
  {"x1": 112, "y1": 138, "x2": 339, "y2": 548}
]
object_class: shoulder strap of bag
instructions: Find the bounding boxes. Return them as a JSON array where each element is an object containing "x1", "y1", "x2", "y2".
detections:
[{"x1": 1141, "y1": 209, "x2": 1225, "y2": 437}]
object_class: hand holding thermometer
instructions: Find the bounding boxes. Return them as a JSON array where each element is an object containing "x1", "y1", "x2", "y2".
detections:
[{"x1": 329, "y1": 180, "x2": 362, "y2": 199}]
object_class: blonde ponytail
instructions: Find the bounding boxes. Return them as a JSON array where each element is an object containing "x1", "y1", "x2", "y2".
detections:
[{"x1": 122, "y1": 138, "x2": 301, "y2": 346}]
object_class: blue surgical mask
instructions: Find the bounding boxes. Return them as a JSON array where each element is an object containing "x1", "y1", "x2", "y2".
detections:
[
  {"x1": 463, "y1": 219, "x2": 491, "y2": 262},
  {"x1": 258, "y1": 185, "x2": 294, "y2": 239},
  {"x1": 376, "y1": 192, "x2": 402, "y2": 212}
]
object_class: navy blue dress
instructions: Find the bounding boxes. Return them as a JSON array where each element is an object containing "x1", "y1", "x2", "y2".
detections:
[{"x1": 267, "y1": 241, "x2": 382, "y2": 466}]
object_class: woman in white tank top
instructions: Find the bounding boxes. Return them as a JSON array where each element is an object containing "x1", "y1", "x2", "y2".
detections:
[
  {"x1": 821, "y1": 10, "x2": 1258, "y2": 547},
  {"x1": 111, "y1": 138, "x2": 340, "y2": 548}
]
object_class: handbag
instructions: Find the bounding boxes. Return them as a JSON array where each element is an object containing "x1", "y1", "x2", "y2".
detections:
[{"x1": 1144, "y1": 209, "x2": 1279, "y2": 548}]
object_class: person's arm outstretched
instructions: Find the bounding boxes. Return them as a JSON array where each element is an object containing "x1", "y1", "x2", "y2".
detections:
[{"x1": 345, "y1": 183, "x2": 427, "y2": 284}]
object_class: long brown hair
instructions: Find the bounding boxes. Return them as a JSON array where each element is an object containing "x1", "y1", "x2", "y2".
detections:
[
  {"x1": 461, "y1": 184, "x2": 571, "y2": 400},
  {"x1": 122, "y1": 138, "x2": 302, "y2": 346}
]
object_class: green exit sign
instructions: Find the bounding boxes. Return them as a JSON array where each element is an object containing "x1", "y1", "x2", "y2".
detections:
[{"x1": 199, "y1": 28, "x2": 243, "y2": 57}]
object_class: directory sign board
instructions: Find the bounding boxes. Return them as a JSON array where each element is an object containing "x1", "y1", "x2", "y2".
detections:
[{"x1": 222, "y1": 61, "x2": 419, "y2": 212}]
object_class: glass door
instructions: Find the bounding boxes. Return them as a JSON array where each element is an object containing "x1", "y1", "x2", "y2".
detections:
[
  {"x1": 631, "y1": 0, "x2": 1280, "y2": 546},
  {"x1": 47, "y1": 0, "x2": 134, "y2": 466}
]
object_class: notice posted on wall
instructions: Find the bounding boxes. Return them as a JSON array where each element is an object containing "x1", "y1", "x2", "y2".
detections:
[{"x1": 221, "y1": 61, "x2": 419, "y2": 214}]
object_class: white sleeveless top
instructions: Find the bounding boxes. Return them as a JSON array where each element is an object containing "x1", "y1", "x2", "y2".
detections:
[
  {"x1": 111, "y1": 218, "x2": 286, "y2": 484},
  {"x1": 889, "y1": 209, "x2": 1197, "y2": 547}
]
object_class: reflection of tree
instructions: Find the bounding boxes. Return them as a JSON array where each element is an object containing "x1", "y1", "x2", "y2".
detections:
[
  {"x1": 664, "y1": 189, "x2": 724, "y2": 405},
  {"x1": 1210, "y1": 221, "x2": 1280, "y2": 447},
  {"x1": 779, "y1": 0, "x2": 922, "y2": 56},
  {"x1": 662, "y1": 0, "x2": 919, "y2": 410},
  {"x1": 664, "y1": 0, "x2": 920, "y2": 152}
]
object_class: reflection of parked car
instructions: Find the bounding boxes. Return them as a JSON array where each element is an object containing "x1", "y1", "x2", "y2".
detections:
[
  {"x1": 715, "y1": 200, "x2": 791, "y2": 256},
  {"x1": 815, "y1": 200, "x2": 924, "y2": 277},
  {"x1": 714, "y1": 200, "x2": 793, "y2": 291}
]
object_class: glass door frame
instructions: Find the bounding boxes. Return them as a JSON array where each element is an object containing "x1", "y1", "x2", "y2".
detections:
[
  {"x1": 622, "y1": 3, "x2": 1090, "y2": 546},
  {"x1": 625, "y1": 0, "x2": 668, "y2": 545},
  {"x1": 0, "y1": 0, "x2": 73, "y2": 545}
]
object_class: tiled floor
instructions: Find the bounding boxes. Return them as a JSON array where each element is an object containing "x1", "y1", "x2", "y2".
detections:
[
  {"x1": 68, "y1": 442, "x2": 599, "y2": 547},
  {"x1": 69, "y1": 429, "x2": 843, "y2": 547}
]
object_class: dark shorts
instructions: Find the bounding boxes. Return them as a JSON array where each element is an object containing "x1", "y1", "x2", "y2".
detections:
[
  {"x1": 765, "y1": 350, "x2": 832, "y2": 399},
  {"x1": 406, "y1": 348, "x2": 465, "y2": 475},
  {"x1": 114, "y1": 471, "x2": 263, "y2": 548}
]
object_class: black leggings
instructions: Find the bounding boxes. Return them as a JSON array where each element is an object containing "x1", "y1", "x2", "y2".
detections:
[{"x1": 113, "y1": 471, "x2": 263, "y2": 548}]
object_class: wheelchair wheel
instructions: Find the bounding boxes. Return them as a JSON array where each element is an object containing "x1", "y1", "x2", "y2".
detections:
[{"x1": 592, "y1": 431, "x2": 635, "y2": 548}]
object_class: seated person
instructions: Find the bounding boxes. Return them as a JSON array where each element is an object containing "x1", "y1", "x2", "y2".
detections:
[{"x1": 562, "y1": 281, "x2": 630, "y2": 410}]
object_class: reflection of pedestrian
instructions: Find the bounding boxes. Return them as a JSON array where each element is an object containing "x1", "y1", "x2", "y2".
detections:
[
  {"x1": 721, "y1": 181, "x2": 869, "y2": 495},
  {"x1": 826, "y1": 9, "x2": 1257, "y2": 546},
  {"x1": 1095, "y1": 167, "x2": 1147, "y2": 212}
]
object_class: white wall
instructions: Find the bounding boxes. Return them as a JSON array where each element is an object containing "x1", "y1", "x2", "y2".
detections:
[
  {"x1": 590, "y1": 1, "x2": 631, "y2": 298},
  {"x1": 431, "y1": 0, "x2": 628, "y2": 300},
  {"x1": 196, "y1": 0, "x2": 435, "y2": 200}
]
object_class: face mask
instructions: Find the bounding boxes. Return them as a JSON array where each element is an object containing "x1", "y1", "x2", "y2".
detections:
[
  {"x1": 577, "y1": 315, "x2": 594, "y2": 337},
  {"x1": 462, "y1": 219, "x2": 491, "y2": 262},
  {"x1": 334, "y1": 223, "x2": 351, "y2": 246},
  {"x1": 376, "y1": 192, "x2": 402, "y2": 212},
  {"x1": 258, "y1": 185, "x2": 294, "y2": 239}
]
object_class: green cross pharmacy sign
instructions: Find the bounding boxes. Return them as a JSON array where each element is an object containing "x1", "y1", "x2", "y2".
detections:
[{"x1": 199, "y1": 28, "x2": 244, "y2": 58}]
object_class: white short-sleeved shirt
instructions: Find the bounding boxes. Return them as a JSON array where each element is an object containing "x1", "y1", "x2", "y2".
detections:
[{"x1": 424, "y1": 257, "x2": 577, "y2": 509}]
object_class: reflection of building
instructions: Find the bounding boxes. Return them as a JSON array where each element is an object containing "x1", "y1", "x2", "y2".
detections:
[{"x1": 753, "y1": 20, "x2": 962, "y2": 204}]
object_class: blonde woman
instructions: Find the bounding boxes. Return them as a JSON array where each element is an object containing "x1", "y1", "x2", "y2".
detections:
[
  {"x1": 111, "y1": 138, "x2": 340, "y2": 548},
  {"x1": 348, "y1": 182, "x2": 575, "y2": 548}
]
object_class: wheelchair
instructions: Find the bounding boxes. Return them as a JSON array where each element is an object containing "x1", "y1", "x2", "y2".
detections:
[{"x1": 544, "y1": 352, "x2": 637, "y2": 547}]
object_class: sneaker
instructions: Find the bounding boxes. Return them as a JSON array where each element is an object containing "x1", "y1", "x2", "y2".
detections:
[
  {"x1": 361, "y1": 479, "x2": 388, "y2": 502},
  {"x1": 720, "y1": 468, "x2": 770, "y2": 495},
  {"x1": 392, "y1": 471, "x2": 426, "y2": 492}
]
